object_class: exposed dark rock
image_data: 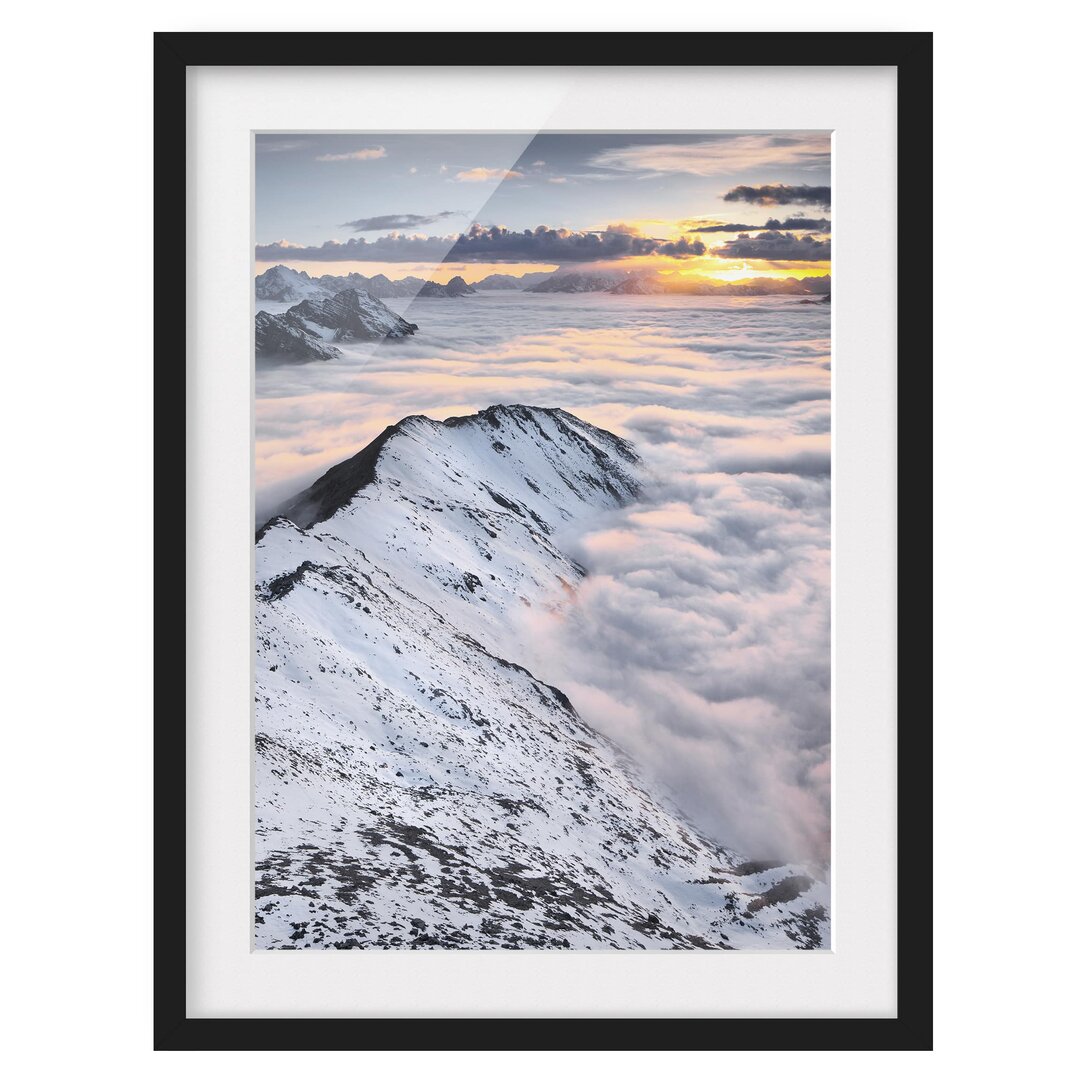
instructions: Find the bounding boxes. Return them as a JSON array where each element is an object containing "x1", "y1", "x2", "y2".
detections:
[{"x1": 255, "y1": 310, "x2": 341, "y2": 362}]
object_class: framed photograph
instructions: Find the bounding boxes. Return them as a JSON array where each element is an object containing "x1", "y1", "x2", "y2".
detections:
[{"x1": 157, "y1": 32, "x2": 932, "y2": 1049}]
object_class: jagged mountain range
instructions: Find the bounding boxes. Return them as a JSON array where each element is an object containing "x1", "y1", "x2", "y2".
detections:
[
  {"x1": 255, "y1": 263, "x2": 832, "y2": 303},
  {"x1": 472, "y1": 271, "x2": 553, "y2": 290},
  {"x1": 255, "y1": 404, "x2": 830, "y2": 949},
  {"x1": 417, "y1": 275, "x2": 476, "y2": 297},
  {"x1": 255, "y1": 265, "x2": 428, "y2": 303},
  {"x1": 256, "y1": 265, "x2": 529, "y2": 304},
  {"x1": 525, "y1": 271, "x2": 632, "y2": 293}
]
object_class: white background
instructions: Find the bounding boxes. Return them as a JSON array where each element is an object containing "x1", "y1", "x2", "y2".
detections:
[{"x1": 3, "y1": 0, "x2": 1077, "y2": 1074}]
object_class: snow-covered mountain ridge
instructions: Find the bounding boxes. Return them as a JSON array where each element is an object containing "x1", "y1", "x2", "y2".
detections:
[
  {"x1": 255, "y1": 288, "x2": 417, "y2": 361},
  {"x1": 255, "y1": 404, "x2": 830, "y2": 949}
]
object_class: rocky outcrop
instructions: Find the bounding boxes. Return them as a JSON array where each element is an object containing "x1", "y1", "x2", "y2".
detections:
[
  {"x1": 289, "y1": 288, "x2": 418, "y2": 341},
  {"x1": 254, "y1": 310, "x2": 342, "y2": 361}
]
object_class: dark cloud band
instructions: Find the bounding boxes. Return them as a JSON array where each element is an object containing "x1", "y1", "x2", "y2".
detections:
[
  {"x1": 722, "y1": 185, "x2": 832, "y2": 211},
  {"x1": 687, "y1": 216, "x2": 831, "y2": 234},
  {"x1": 257, "y1": 224, "x2": 708, "y2": 263},
  {"x1": 711, "y1": 230, "x2": 831, "y2": 261}
]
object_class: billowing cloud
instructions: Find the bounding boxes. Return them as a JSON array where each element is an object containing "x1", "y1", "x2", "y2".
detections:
[
  {"x1": 254, "y1": 295, "x2": 832, "y2": 862},
  {"x1": 686, "y1": 216, "x2": 831, "y2": 234},
  {"x1": 256, "y1": 224, "x2": 708, "y2": 263},
  {"x1": 445, "y1": 224, "x2": 706, "y2": 262},
  {"x1": 590, "y1": 135, "x2": 831, "y2": 176},
  {"x1": 723, "y1": 184, "x2": 832, "y2": 210},
  {"x1": 712, "y1": 230, "x2": 831, "y2": 261},
  {"x1": 315, "y1": 146, "x2": 387, "y2": 162},
  {"x1": 454, "y1": 167, "x2": 524, "y2": 182},
  {"x1": 341, "y1": 212, "x2": 458, "y2": 232},
  {"x1": 765, "y1": 216, "x2": 831, "y2": 233}
]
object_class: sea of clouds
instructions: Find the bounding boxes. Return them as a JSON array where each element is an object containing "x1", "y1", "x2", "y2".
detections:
[{"x1": 256, "y1": 292, "x2": 831, "y2": 863}]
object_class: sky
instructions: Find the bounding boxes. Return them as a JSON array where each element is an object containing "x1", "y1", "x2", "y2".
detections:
[{"x1": 256, "y1": 131, "x2": 832, "y2": 283}]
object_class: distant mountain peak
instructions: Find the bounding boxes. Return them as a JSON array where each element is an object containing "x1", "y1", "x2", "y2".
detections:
[
  {"x1": 254, "y1": 309, "x2": 342, "y2": 362},
  {"x1": 255, "y1": 288, "x2": 417, "y2": 362},
  {"x1": 255, "y1": 264, "x2": 332, "y2": 302},
  {"x1": 526, "y1": 270, "x2": 630, "y2": 293},
  {"x1": 417, "y1": 276, "x2": 478, "y2": 297},
  {"x1": 471, "y1": 271, "x2": 553, "y2": 291}
]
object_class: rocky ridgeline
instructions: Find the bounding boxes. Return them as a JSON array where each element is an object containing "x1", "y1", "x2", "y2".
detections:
[
  {"x1": 255, "y1": 288, "x2": 417, "y2": 362},
  {"x1": 254, "y1": 405, "x2": 830, "y2": 949}
]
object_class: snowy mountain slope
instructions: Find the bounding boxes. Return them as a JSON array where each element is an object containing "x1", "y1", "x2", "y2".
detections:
[
  {"x1": 312, "y1": 272, "x2": 427, "y2": 299},
  {"x1": 256, "y1": 288, "x2": 417, "y2": 362},
  {"x1": 255, "y1": 264, "x2": 334, "y2": 303},
  {"x1": 254, "y1": 405, "x2": 830, "y2": 949},
  {"x1": 289, "y1": 288, "x2": 418, "y2": 341},
  {"x1": 255, "y1": 265, "x2": 431, "y2": 304},
  {"x1": 254, "y1": 310, "x2": 342, "y2": 362}
]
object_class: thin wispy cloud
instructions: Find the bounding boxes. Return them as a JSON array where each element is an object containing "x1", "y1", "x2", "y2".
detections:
[
  {"x1": 257, "y1": 139, "x2": 309, "y2": 153},
  {"x1": 685, "y1": 216, "x2": 831, "y2": 234},
  {"x1": 454, "y1": 167, "x2": 524, "y2": 182},
  {"x1": 590, "y1": 135, "x2": 830, "y2": 177},
  {"x1": 316, "y1": 146, "x2": 387, "y2": 162},
  {"x1": 341, "y1": 212, "x2": 458, "y2": 232}
]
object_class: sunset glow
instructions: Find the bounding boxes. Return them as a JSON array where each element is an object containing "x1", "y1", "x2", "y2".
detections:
[{"x1": 256, "y1": 131, "x2": 831, "y2": 289}]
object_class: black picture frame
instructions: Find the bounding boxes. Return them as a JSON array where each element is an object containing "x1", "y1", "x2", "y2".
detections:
[{"x1": 155, "y1": 31, "x2": 932, "y2": 1051}]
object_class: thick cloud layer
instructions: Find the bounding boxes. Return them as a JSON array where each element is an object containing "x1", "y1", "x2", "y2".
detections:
[
  {"x1": 712, "y1": 230, "x2": 831, "y2": 261},
  {"x1": 255, "y1": 293, "x2": 831, "y2": 863},
  {"x1": 255, "y1": 224, "x2": 706, "y2": 264}
]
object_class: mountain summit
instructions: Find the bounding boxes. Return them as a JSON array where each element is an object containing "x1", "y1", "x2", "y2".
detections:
[
  {"x1": 255, "y1": 264, "x2": 331, "y2": 303},
  {"x1": 255, "y1": 405, "x2": 829, "y2": 949}
]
